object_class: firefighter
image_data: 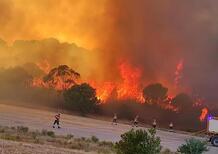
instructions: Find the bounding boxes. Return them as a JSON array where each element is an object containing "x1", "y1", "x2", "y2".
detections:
[
  {"x1": 133, "y1": 115, "x2": 139, "y2": 127},
  {"x1": 169, "y1": 122, "x2": 174, "y2": 131},
  {"x1": 152, "y1": 119, "x2": 157, "y2": 129},
  {"x1": 112, "y1": 113, "x2": 118, "y2": 125},
  {"x1": 53, "y1": 113, "x2": 61, "y2": 128}
]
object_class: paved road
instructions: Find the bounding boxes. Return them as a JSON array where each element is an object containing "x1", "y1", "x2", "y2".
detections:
[{"x1": 0, "y1": 104, "x2": 217, "y2": 153}]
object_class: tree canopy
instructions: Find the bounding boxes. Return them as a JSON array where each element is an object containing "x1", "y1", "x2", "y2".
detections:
[
  {"x1": 172, "y1": 93, "x2": 194, "y2": 111},
  {"x1": 63, "y1": 83, "x2": 99, "y2": 115},
  {"x1": 43, "y1": 65, "x2": 80, "y2": 90},
  {"x1": 143, "y1": 83, "x2": 168, "y2": 104}
]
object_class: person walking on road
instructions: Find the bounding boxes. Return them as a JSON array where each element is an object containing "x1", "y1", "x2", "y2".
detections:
[
  {"x1": 169, "y1": 122, "x2": 174, "y2": 131},
  {"x1": 133, "y1": 115, "x2": 139, "y2": 127},
  {"x1": 152, "y1": 119, "x2": 157, "y2": 129},
  {"x1": 112, "y1": 113, "x2": 118, "y2": 125},
  {"x1": 53, "y1": 113, "x2": 61, "y2": 128}
]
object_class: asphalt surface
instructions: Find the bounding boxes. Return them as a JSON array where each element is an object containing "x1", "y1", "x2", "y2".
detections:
[{"x1": 0, "y1": 104, "x2": 217, "y2": 153}]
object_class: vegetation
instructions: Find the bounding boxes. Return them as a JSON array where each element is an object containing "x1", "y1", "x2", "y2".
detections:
[
  {"x1": 172, "y1": 93, "x2": 194, "y2": 110},
  {"x1": 177, "y1": 138, "x2": 208, "y2": 154},
  {"x1": 115, "y1": 128, "x2": 162, "y2": 154},
  {"x1": 0, "y1": 125, "x2": 115, "y2": 154},
  {"x1": 43, "y1": 65, "x2": 80, "y2": 89},
  {"x1": 63, "y1": 83, "x2": 100, "y2": 115},
  {"x1": 143, "y1": 83, "x2": 168, "y2": 104},
  {"x1": 41, "y1": 129, "x2": 55, "y2": 137},
  {"x1": 161, "y1": 149, "x2": 179, "y2": 154}
]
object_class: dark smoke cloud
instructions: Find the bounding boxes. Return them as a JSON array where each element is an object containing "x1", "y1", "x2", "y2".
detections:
[{"x1": 103, "y1": 0, "x2": 218, "y2": 106}]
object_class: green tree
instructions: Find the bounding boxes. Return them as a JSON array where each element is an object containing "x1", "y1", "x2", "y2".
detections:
[
  {"x1": 115, "y1": 129, "x2": 161, "y2": 154},
  {"x1": 177, "y1": 138, "x2": 208, "y2": 154},
  {"x1": 143, "y1": 83, "x2": 168, "y2": 104},
  {"x1": 63, "y1": 83, "x2": 99, "y2": 115}
]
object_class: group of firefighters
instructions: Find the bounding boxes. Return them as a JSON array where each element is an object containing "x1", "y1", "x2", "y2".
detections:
[
  {"x1": 53, "y1": 113, "x2": 174, "y2": 130},
  {"x1": 111, "y1": 113, "x2": 174, "y2": 130}
]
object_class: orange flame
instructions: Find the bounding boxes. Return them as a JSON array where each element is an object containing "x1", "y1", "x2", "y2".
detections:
[
  {"x1": 199, "y1": 107, "x2": 208, "y2": 121},
  {"x1": 89, "y1": 61, "x2": 145, "y2": 103},
  {"x1": 31, "y1": 60, "x2": 184, "y2": 113},
  {"x1": 89, "y1": 81, "x2": 115, "y2": 102},
  {"x1": 117, "y1": 62, "x2": 144, "y2": 102}
]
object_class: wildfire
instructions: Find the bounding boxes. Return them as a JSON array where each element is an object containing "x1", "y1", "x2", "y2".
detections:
[
  {"x1": 174, "y1": 59, "x2": 184, "y2": 87},
  {"x1": 89, "y1": 81, "x2": 115, "y2": 102},
  {"x1": 31, "y1": 60, "x2": 203, "y2": 116},
  {"x1": 31, "y1": 65, "x2": 80, "y2": 91},
  {"x1": 89, "y1": 61, "x2": 145, "y2": 103},
  {"x1": 199, "y1": 107, "x2": 208, "y2": 121},
  {"x1": 31, "y1": 61, "x2": 145, "y2": 103},
  {"x1": 116, "y1": 62, "x2": 144, "y2": 102}
]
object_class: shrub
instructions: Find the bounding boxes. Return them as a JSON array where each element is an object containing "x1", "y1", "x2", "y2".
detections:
[
  {"x1": 177, "y1": 138, "x2": 208, "y2": 154},
  {"x1": 66, "y1": 134, "x2": 74, "y2": 139},
  {"x1": 91, "y1": 136, "x2": 99, "y2": 143},
  {"x1": 115, "y1": 128, "x2": 161, "y2": 154},
  {"x1": 47, "y1": 131, "x2": 55, "y2": 137},
  {"x1": 41, "y1": 129, "x2": 48, "y2": 136},
  {"x1": 17, "y1": 126, "x2": 29, "y2": 133},
  {"x1": 41, "y1": 129, "x2": 55, "y2": 137},
  {"x1": 99, "y1": 141, "x2": 114, "y2": 147},
  {"x1": 0, "y1": 128, "x2": 5, "y2": 133}
]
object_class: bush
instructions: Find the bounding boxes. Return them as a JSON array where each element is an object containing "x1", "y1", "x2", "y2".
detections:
[
  {"x1": 115, "y1": 128, "x2": 161, "y2": 154},
  {"x1": 41, "y1": 129, "x2": 55, "y2": 137},
  {"x1": 47, "y1": 131, "x2": 55, "y2": 137},
  {"x1": 17, "y1": 126, "x2": 29, "y2": 133},
  {"x1": 63, "y1": 83, "x2": 100, "y2": 115},
  {"x1": 91, "y1": 136, "x2": 99, "y2": 143},
  {"x1": 177, "y1": 138, "x2": 208, "y2": 154},
  {"x1": 66, "y1": 134, "x2": 74, "y2": 139}
]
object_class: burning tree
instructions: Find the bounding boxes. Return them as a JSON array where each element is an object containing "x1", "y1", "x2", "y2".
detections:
[{"x1": 43, "y1": 65, "x2": 80, "y2": 91}]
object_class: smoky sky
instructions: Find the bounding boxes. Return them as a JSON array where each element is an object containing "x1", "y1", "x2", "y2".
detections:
[
  {"x1": 0, "y1": 0, "x2": 218, "y2": 105},
  {"x1": 102, "y1": 0, "x2": 218, "y2": 105}
]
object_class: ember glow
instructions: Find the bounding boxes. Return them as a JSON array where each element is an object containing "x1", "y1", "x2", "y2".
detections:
[{"x1": 199, "y1": 107, "x2": 209, "y2": 121}]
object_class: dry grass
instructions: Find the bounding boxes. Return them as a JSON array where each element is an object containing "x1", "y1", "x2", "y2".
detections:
[{"x1": 0, "y1": 125, "x2": 115, "y2": 154}]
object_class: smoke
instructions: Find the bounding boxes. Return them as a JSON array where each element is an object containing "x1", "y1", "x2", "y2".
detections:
[
  {"x1": 0, "y1": 38, "x2": 103, "y2": 80},
  {"x1": 0, "y1": 0, "x2": 218, "y2": 106},
  {"x1": 0, "y1": 0, "x2": 108, "y2": 48},
  {"x1": 102, "y1": 0, "x2": 218, "y2": 106}
]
